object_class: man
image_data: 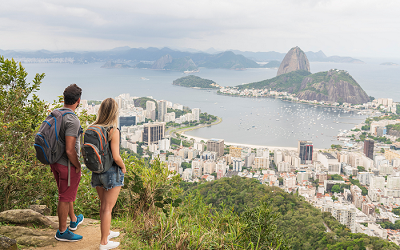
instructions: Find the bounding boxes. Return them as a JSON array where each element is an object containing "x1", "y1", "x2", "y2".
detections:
[{"x1": 51, "y1": 84, "x2": 84, "y2": 241}]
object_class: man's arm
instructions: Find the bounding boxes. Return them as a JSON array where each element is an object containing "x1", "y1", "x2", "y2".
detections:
[{"x1": 65, "y1": 136, "x2": 81, "y2": 173}]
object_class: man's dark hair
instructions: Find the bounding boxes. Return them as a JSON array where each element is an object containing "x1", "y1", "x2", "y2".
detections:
[{"x1": 63, "y1": 84, "x2": 82, "y2": 105}]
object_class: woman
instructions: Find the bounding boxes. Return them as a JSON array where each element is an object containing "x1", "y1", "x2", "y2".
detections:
[{"x1": 90, "y1": 98, "x2": 126, "y2": 250}]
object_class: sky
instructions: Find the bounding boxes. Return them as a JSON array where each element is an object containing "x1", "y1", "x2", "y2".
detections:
[{"x1": 1, "y1": 0, "x2": 399, "y2": 58}]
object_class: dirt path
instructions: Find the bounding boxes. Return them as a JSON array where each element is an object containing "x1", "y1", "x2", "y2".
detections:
[{"x1": 22, "y1": 216, "x2": 123, "y2": 250}]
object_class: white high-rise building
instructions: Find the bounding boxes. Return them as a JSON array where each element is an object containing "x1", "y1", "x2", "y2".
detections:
[
  {"x1": 370, "y1": 176, "x2": 385, "y2": 190},
  {"x1": 146, "y1": 100, "x2": 156, "y2": 120},
  {"x1": 256, "y1": 148, "x2": 269, "y2": 158},
  {"x1": 232, "y1": 157, "x2": 242, "y2": 172},
  {"x1": 192, "y1": 108, "x2": 200, "y2": 121},
  {"x1": 158, "y1": 138, "x2": 170, "y2": 152},
  {"x1": 332, "y1": 205, "x2": 356, "y2": 233},
  {"x1": 387, "y1": 176, "x2": 400, "y2": 190},
  {"x1": 157, "y1": 100, "x2": 167, "y2": 122}
]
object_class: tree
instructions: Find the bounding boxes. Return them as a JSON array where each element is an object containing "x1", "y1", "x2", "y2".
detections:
[
  {"x1": 331, "y1": 185, "x2": 340, "y2": 194},
  {"x1": 0, "y1": 57, "x2": 65, "y2": 212}
]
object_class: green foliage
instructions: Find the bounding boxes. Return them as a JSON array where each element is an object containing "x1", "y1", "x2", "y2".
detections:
[
  {"x1": 173, "y1": 75, "x2": 218, "y2": 89},
  {"x1": 87, "y1": 100, "x2": 101, "y2": 105},
  {"x1": 349, "y1": 178, "x2": 368, "y2": 196},
  {"x1": 183, "y1": 177, "x2": 398, "y2": 250},
  {"x1": 0, "y1": 57, "x2": 54, "y2": 212},
  {"x1": 329, "y1": 174, "x2": 343, "y2": 181},
  {"x1": 167, "y1": 107, "x2": 189, "y2": 118},
  {"x1": 331, "y1": 144, "x2": 342, "y2": 150},
  {"x1": 331, "y1": 184, "x2": 350, "y2": 194},
  {"x1": 393, "y1": 207, "x2": 400, "y2": 216},
  {"x1": 357, "y1": 166, "x2": 366, "y2": 172},
  {"x1": 181, "y1": 162, "x2": 191, "y2": 170}
]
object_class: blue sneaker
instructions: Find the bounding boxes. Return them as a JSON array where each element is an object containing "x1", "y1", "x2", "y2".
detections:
[
  {"x1": 55, "y1": 228, "x2": 83, "y2": 242},
  {"x1": 69, "y1": 214, "x2": 84, "y2": 231}
]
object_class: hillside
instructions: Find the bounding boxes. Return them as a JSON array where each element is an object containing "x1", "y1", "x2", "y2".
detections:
[
  {"x1": 237, "y1": 69, "x2": 370, "y2": 104},
  {"x1": 238, "y1": 70, "x2": 311, "y2": 92},
  {"x1": 184, "y1": 176, "x2": 399, "y2": 250},
  {"x1": 172, "y1": 75, "x2": 219, "y2": 89}
]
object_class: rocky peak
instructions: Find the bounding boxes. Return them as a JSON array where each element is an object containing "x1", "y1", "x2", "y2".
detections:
[{"x1": 277, "y1": 46, "x2": 310, "y2": 76}]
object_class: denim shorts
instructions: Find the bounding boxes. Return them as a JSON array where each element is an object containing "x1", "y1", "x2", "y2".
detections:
[{"x1": 91, "y1": 165, "x2": 124, "y2": 191}]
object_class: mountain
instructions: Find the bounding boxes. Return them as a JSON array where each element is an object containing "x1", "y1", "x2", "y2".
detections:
[
  {"x1": 262, "y1": 60, "x2": 281, "y2": 68},
  {"x1": 151, "y1": 54, "x2": 173, "y2": 69},
  {"x1": 164, "y1": 57, "x2": 198, "y2": 71},
  {"x1": 238, "y1": 69, "x2": 369, "y2": 104},
  {"x1": 100, "y1": 61, "x2": 133, "y2": 68},
  {"x1": 277, "y1": 46, "x2": 310, "y2": 76},
  {"x1": 198, "y1": 51, "x2": 260, "y2": 69}
]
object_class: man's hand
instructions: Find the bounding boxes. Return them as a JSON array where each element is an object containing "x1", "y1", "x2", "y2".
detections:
[{"x1": 75, "y1": 166, "x2": 81, "y2": 173}]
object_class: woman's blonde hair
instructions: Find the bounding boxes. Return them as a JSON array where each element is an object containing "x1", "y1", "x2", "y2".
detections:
[{"x1": 93, "y1": 98, "x2": 119, "y2": 140}]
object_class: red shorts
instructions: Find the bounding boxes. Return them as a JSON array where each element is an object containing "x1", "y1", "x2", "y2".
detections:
[{"x1": 50, "y1": 162, "x2": 81, "y2": 202}]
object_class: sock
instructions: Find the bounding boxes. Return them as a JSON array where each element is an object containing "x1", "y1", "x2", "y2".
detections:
[{"x1": 60, "y1": 229, "x2": 67, "y2": 234}]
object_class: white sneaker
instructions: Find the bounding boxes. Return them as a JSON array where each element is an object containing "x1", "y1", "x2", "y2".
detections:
[
  {"x1": 108, "y1": 230, "x2": 120, "y2": 240},
  {"x1": 99, "y1": 240, "x2": 120, "y2": 250}
]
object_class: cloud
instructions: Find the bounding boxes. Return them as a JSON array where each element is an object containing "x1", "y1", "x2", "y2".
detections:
[{"x1": 0, "y1": 0, "x2": 399, "y2": 57}]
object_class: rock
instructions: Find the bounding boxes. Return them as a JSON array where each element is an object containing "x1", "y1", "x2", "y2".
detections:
[
  {"x1": 29, "y1": 205, "x2": 50, "y2": 216},
  {"x1": 296, "y1": 69, "x2": 370, "y2": 104},
  {"x1": 277, "y1": 46, "x2": 310, "y2": 76},
  {"x1": 0, "y1": 209, "x2": 58, "y2": 229},
  {"x1": 0, "y1": 235, "x2": 17, "y2": 250},
  {"x1": 0, "y1": 226, "x2": 54, "y2": 247}
]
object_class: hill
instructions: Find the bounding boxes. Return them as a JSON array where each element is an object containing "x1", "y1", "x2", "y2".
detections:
[
  {"x1": 197, "y1": 51, "x2": 260, "y2": 69},
  {"x1": 164, "y1": 57, "x2": 198, "y2": 71},
  {"x1": 172, "y1": 75, "x2": 219, "y2": 89},
  {"x1": 183, "y1": 176, "x2": 399, "y2": 249},
  {"x1": 100, "y1": 61, "x2": 133, "y2": 68},
  {"x1": 237, "y1": 69, "x2": 370, "y2": 104},
  {"x1": 238, "y1": 70, "x2": 311, "y2": 92}
]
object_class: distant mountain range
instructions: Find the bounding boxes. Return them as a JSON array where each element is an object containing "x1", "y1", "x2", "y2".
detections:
[{"x1": 0, "y1": 47, "x2": 364, "y2": 71}]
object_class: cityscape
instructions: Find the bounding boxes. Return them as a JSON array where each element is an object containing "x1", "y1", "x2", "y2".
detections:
[{"x1": 77, "y1": 92, "x2": 400, "y2": 246}]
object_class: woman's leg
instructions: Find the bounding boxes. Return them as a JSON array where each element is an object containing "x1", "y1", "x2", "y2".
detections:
[
  {"x1": 96, "y1": 187, "x2": 105, "y2": 221},
  {"x1": 97, "y1": 186, "x2": 121, "y2": 245}
]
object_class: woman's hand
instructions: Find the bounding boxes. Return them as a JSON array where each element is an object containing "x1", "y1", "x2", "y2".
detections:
[{"x1": 120, "y1": 166, "x2": 126, "y2": 174}]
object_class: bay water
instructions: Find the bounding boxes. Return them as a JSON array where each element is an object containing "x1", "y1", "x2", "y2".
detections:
[{"x1": 23, "y1": 60, "x2": 400, "y2": 148}]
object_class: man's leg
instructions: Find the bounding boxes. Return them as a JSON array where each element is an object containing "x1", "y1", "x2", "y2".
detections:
[
  {"x1": 68, "y1": 202, "x2": 77, "y2": 222},
  {"x1": 58, "y1": 201, "x2": 69, "y2": 232}
]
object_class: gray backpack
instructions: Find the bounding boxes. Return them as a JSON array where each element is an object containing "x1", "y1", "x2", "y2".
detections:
[
  {"x1": 82, "y1": 125, "x2": 114, "y2": 173},
  {"x1": 34, "y1": 109, "x2": 76, "y2": 164}
]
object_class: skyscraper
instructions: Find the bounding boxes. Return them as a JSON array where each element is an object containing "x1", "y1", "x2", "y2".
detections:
[
  {"x1": 298, "y1": 140, "x2": 313, "y2": 164},
  {"x1": 143, "y1": 122, "x2": 165, "y2": 145},
  {"x1": 364, "y1": 139, "x2": 374, "y2": 160},
  {"x1": 207, "y1": 139, "x2": 224, "y2": 157},
  {"x1": 157, "y1": 100, "x2": 167, "y2": 122}
]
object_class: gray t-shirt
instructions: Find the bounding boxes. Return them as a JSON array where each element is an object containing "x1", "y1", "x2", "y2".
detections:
[{"x1": 56, "y1": 108, "x2": 81, "y2": 167}]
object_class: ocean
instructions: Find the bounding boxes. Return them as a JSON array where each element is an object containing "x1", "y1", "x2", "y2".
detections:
[{"x1": 23, "y1": 60, "x2": 399, "y2": 148}]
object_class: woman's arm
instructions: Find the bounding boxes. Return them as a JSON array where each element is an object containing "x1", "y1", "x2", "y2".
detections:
[{"x1": 110, "y1": 128, "x2": 126, "y2": 173}]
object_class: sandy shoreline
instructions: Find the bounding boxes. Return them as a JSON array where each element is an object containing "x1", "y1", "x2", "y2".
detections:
[{"x1": 182, "y1": 133, "x2": 320, "y2": 151}]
